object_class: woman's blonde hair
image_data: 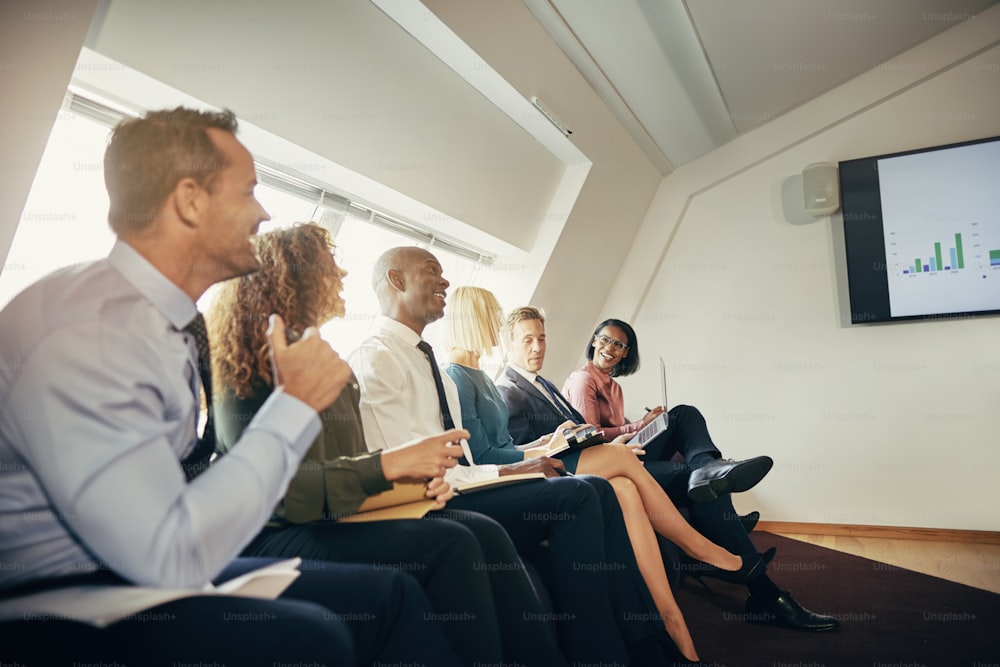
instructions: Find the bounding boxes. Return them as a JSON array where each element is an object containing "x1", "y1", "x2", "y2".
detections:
[{"x1": 442, "y1": 286, "x2": 504, "y2": 357}]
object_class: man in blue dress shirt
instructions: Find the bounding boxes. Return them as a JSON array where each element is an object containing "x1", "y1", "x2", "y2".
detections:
[{"x1": 0, "y1": 107, "x2": 460, "y2": 666}]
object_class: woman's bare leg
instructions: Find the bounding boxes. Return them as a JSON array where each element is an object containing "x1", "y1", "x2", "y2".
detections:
[
  {"x1": 607, "y1": 476, "x2": 699, "y2": 662},
  {"x1": 578, "y1": 444, "x2": 741, "y2": 572}
]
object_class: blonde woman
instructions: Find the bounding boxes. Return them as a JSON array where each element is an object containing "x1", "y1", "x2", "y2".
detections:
[{"x1": 442, "y1": 286, "x2": 773, "y2": 662}]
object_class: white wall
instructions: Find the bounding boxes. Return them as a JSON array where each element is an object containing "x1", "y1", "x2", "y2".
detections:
[
  {"x1": 601, "y1": 9, "x2": 1000, "y2": 531},
  {"x1": 0, "y1": 0, "x2": 98, "y2": 269}
]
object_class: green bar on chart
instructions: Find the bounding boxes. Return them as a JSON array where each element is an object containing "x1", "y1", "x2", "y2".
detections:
[
  {"x1": 934, "y1": 242, "x2": 942, "y2": 273},
  {"x1": 956, "y1": 233, "x2": 965, "y2": 269}
]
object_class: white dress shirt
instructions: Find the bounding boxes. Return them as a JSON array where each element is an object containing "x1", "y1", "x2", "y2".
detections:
[
  {"x1": 0, "y1": 240, "x2": 320, "y2": 590},
  {"x1": 348, "y1": 316, "x2": 498, "y2": 486}
]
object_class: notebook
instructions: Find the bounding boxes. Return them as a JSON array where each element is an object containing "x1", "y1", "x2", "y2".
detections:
[{"x1": 542, "y1": 425, "x2": 605, "y2": 457}]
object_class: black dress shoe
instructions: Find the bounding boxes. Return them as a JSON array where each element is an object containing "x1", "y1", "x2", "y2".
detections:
[
  {"x1": 739, "y1": 510, "x2": 761, "y2": 533},
  {"x1": 701, "y1": 546, "x2": 776, "y2": 585},
  {"x1": 745, "y1": 590, "x2": 841, "y2": 631},
  {"x1": 688, "y1": 456, "x2": 773, "y2": 502}
]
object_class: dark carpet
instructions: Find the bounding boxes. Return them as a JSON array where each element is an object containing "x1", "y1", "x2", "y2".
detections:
[{"x1": 676, "y1": 532, "x2": 1000, "y2": 667}]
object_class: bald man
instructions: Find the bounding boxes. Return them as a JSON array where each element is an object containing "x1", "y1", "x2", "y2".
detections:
[{"x1": 347, "y1": 246, "x2": 689, "y2": 666}]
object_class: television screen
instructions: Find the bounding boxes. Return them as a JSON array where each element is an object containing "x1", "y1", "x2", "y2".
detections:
[{"x1": 839, "y1": 135, "x2": 1000, "y2": 324}]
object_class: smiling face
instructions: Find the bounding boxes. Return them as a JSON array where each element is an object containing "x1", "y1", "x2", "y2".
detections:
[
  {"x1": 591, "y1": 325, "x2": 630, "y2": 374},
  {"x1": 508, "y1": 317, "x2": 547, "y2": 373},
  {"x1": 198, "y1": 128, "x2": 271, "y2": 282},
  {"x1": 390, "y1": 248, "x2": 450, "y2": 334}
]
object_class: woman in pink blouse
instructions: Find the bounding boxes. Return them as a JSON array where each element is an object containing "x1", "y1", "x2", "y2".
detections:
[
  {"x1": 563, "y1": 319, "x2": 842, "y2": 634},
  {"x1": 563, "y1": 319, "x2": 662, "y2": 439}
]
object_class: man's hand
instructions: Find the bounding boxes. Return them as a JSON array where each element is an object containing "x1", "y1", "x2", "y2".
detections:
[
  {"x1": 523, "y1": 420, "x2": 575, "y2": 458},
  {"x1": 499, "y1": 457, "x2": 566, "y2": 478},
  {"x1": 380, "y1": 429, "x2": 469, "y2": 481},
  {"x1": 267, "y1": 314, "x2": 351, "y2": 412},
  {"x1": 611, "y1": 431, "x2": 645, "y2": 455},
  {"x1": 524, "y1": 432, "x2": 554, "y2": 450},
  {"x1": 424, "y1": 477, "x2": 454, "y2": 511}
]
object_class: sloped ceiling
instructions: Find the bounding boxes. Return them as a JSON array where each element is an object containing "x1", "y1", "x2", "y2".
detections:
[{"x1": 528, "y1": 0, "x2": 999, "y2": 173}]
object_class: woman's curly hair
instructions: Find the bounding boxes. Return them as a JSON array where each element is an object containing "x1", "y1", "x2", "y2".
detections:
[{"x1": 207, "y1": 222, "x2": 345, "y2": 398}]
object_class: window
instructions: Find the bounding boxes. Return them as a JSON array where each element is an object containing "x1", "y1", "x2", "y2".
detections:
[
  {"x1": 0, "y1": 111, "x2": 114, "y2": 309},
  {"x1": 1, "y1": 100, "x2": 491, "y2": 356}
]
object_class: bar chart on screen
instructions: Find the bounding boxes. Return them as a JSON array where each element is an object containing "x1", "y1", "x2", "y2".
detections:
[{"x1": 885, "y1": 220, "x2": 1000, "y2": 318}]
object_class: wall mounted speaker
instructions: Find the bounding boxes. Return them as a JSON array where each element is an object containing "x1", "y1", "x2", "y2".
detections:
[{"x1": 802, "y1": 162, "x2": 840, "y2": 216}]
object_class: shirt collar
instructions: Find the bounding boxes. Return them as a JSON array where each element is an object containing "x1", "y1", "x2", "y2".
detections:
[
  {"x1": 508, "y1": 363, "x2": 539, "y2": 385},
  {"x1": 107, "y1": 239, "x2": 197, "y2": 330},
  {"x1": 373, "y1": 314, "x2": 424, "y2": 348}
]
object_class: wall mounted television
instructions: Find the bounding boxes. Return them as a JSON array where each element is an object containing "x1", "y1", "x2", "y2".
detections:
[{"x1": 839, "y1": 134, "x2": 1000, "y2": 324}]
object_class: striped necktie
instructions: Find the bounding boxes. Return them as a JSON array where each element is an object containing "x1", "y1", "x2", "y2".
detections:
[{"x1": 536, "y1": 375, "x2": 578, "y2": 423}]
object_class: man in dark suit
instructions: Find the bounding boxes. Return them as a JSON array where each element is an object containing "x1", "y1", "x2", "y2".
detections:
[{"x1": 496, "y1": 306, "x2": 840, "y2": 633}]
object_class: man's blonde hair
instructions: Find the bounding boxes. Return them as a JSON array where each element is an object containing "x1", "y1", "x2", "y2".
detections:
[
  {"x1": 442, "y1": 286, "x2": 504, "y2": 356},
  {"x1": 502, "y1": 306, "x2": 545, "y2": 344}
]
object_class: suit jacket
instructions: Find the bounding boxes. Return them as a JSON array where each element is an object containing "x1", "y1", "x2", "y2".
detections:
[{"x1": 495, "y1": 366, "x2": 585, "y2": 446}]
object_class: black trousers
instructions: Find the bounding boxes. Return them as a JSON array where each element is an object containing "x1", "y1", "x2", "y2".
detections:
[
  {"x1": 243, "y1": 508, "x2": 565, "y2": 667},
  {"x1": 643, "y1": 404, "x2": 759, "y2": 567},
  {"x1": 449, "y1": 474, "x2": 663, "y2": 666},
  {"x1": 0, "y1": 558, "x2": 459, "y2": 667},
  {"x1": 641, "y1": 403, "x2": 723, "y2": 464}
]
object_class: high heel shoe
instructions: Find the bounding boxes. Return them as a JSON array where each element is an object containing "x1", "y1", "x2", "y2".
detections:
[
  {"x1": 654, "y1": 631, "x2": 713, "y2": 666},
  {"x1": 702, "y1": 547, "x2": 776, "y2": 585}
]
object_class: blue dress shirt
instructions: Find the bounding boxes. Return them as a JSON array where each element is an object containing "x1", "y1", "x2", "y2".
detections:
[{"x1": 0, "y1": 240, "x2": 319, "y2": 590}]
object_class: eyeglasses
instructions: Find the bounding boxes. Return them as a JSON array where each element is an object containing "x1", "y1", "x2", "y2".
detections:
[{"x1": 595, "y1": 334, "x2": 628, "y2": 351}]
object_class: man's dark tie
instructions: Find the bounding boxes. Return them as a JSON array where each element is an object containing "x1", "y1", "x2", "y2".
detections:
[
  {"x1": 416, "y1": 340, "x2": 456, "y2": 430},
  {"x1": 181, "y1": 312, "x2": 216, "y2": 481},
  {"x1": 537, "y1": 375, "x2": 579, "y2": 423}
]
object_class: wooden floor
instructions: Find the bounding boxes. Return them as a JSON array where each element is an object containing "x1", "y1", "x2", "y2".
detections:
[{"x1": 773, "y1": 531, "x2": 1000, "y2": 595}]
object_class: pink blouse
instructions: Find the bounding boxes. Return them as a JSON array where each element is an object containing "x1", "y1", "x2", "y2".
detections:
[{"x1": 562, "y1": 361, "x2": 641, "y2": 439}]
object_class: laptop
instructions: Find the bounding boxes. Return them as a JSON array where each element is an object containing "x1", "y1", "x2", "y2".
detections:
[{"x1": 631, "y1": 357, "x2": 670, "y2": 448}]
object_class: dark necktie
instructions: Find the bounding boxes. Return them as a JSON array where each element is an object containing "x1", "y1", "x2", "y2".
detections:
[
  {"x1": 181, "y1": 312, "x2": 216, "y2": 480},
  {"x1": 537, "y1": 375, "x2": 579, "y2": 423},
  {"x1": 416, "y1": 340, "x2": 456, "y2": 430}
]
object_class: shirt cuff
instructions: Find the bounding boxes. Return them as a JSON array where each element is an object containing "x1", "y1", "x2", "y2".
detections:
[
  {"x1": 248, "y1": 387, "x2": 321, "y2": 457},
  {"x1": 358, "y1": 452, "x2": 393, "y2": 496}
]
